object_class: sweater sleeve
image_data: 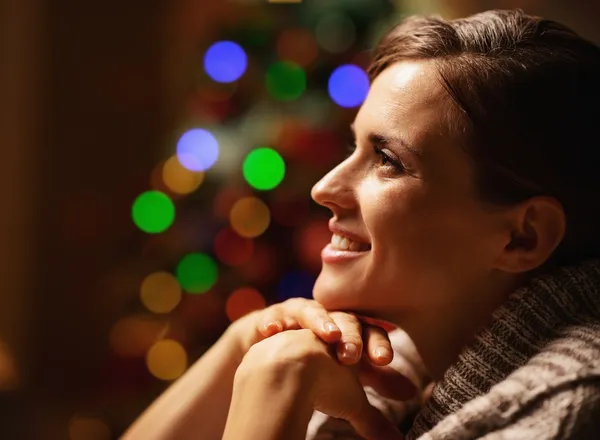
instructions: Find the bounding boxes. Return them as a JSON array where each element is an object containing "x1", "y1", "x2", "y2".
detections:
[{"x1": 416, "y1": 370, "x2": 600, "y2": 440}]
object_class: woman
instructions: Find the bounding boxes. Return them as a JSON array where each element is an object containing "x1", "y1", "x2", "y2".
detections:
[{"x1": 126, "y1": 9, "x2": 600, "y2": 440}]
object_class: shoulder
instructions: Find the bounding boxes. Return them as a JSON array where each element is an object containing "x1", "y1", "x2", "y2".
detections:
[
  {"x1": 418, "y1": 365, "x2": 600, "y2": 440},
  {"x1": 477, "y1": 367, "x2": 600, "y2": 440}
]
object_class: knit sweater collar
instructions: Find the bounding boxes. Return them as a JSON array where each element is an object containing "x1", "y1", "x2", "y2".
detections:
[{"x1": 408, "y1": 259, "x2": 600, "y2": 439}]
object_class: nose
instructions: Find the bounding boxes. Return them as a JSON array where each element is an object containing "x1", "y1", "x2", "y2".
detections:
[{"x1": 311, "y1": 159, "x2": 357, "y2": 213}]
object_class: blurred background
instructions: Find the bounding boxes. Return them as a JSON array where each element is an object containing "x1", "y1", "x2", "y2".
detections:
[{"x1": 2, "y1": 0, "x2": 600, "y2": 438}]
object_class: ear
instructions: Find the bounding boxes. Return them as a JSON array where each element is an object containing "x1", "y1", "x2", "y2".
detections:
[{"x1": 495, "y1": 196, "x2": 566, "y2": 274}]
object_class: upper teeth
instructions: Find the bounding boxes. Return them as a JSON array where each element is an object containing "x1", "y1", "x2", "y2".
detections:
[{"x1": 331, "y1": 233, "x2": 370, "y2": 252}]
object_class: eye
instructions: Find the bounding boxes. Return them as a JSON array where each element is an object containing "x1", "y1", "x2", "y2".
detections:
[{"x1": 374, "y1": 146, "x2": 405, "y2": 173}]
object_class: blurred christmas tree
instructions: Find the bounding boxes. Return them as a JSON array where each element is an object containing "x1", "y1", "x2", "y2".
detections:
[{"x1": 103, "y1": 0, "x2": 404, "y2": 435}]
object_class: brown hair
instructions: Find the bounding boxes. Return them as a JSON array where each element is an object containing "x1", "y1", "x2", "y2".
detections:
[{"x1": 369, "y1": 9, "x2": 600, "y2": 266}]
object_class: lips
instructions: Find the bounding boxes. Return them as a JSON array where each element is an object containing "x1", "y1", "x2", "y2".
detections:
[{"x1": 322, "y1": 222, "x2": 371, "y2": 264}]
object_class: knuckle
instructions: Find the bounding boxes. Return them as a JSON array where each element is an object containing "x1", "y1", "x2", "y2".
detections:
[
  {"x1": 330, "y1": 312, "x2": 361, "y2": 331},
  {"x1": 284, "y1": 297, "x2": 307, "y2": 308},
  {"x1": 333, "y1": 311, "x2": 360, "y2": 325},
  {"x1": 252, "y1": 329, "x2": 325, "y2": 363},
  {"x1": 366, "y1": 325, "x2": 389, "y2": 340}
]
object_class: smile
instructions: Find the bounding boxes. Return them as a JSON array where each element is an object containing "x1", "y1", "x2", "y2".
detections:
[
  {"x1": 322, "y1": 233, "x2": 371, "y2": 264},
  {"x1": 330, "y1": 233, "x2": 371, "y2": 252}
]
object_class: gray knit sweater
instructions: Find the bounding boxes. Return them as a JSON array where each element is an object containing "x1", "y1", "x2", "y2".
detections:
[{"x1": 309, "y1": 260, "x2": 600, "y2": 439}]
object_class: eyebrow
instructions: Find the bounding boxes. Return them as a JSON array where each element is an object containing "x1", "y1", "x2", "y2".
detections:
[{"x1": 350, "y1": 123, "x2": 422, "y2": 158}]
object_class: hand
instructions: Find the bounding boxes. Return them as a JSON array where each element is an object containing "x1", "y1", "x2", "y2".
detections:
[
  {"x1": 229, "y1": 298, "x2": 396, "y2": 368},
  {"x1": 231, "y1": 329, "x2": 404, "y2": 440}
]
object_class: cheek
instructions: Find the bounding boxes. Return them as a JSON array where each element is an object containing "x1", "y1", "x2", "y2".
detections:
[{"x1": 367, "y1": 187, "x2": 487, "y2": 288}]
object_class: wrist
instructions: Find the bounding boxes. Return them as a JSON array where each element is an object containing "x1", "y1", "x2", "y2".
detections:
[
  {"x1": 223, "y1": 311, "x2": 261, "y2": 365},
  {"x1": 225, "y1": 360, "x2": 314, "y2": 440}
]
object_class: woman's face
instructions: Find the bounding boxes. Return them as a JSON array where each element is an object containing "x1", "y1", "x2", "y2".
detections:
[{"x1": 311, "y1": 61, "x2": 508, "y2": 319}]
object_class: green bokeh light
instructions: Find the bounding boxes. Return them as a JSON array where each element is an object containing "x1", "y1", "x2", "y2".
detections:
[
  {"x1": 243, "y1": 148, "x2": 286, "y2": 191},
  {"x1": 131, "y1": 191, "x2": 175, "y2": 234},
  {"x1": 176, "y1": 253, "x2": 218, "y2": 294},
  {"x1": 265, "y1": 61, "x2": 306, "y2": 101}
]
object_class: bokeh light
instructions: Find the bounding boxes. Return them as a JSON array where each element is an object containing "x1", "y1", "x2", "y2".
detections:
[
  {"x1": 277, "y1": 270, "x2": 316, "y2": 301},
  {"x1": 140, "y1": 271, "x2": 182, "y2": 314},
  {"x1": 176, "y1": 128, "x2": 219, "y2": 172},
  {"x1": 315, "y1": 13, "x2": 357, "y2": 53},
  {"x1": 68, "y1": 415, "x2": 111, "y2": 440},
  {"x1": 328, "y1": 64, "x2": 370, "y2": 108},
  {"x1": 295, "y1": 219, "x2": 330, "y2": 271},
  {"x1": 213, "y1": 186, "x2": 253, "y2": 220},
  {"x1": 238, "y1": 243, "x2": 278, "y2": 283},
  {"x1": 149, "y1": 160, "x2": 171, "y2": 195},
  {"x1": 146, "y1": 339, "x2": 188, "y2": 381},
  {"x1": 176, "y1": 253, "x2": 218, "y2": 294},
  {"x1": 176, "y1": 288, "x2": 227, "y2": 335},
  {"x1": 214, "y1": 227, "x2": 254, "y2": 266},
  {"x1": 276, "y1": 28, "x2": 318, "y2": 67},
  {"x1": 131, "y1": 191, "x2": 175, "y2": 234},
  {"x1": 275, "y1": 122, "x2": 341, "y2": 166},
  {"x1": 162, "y1": 155, "x2": 205, "y2": 195},
  {"x1": 239, "y1": 101, "x2": 287, "y2": 148},
  {"x1": 266, "y1": 61, "x2": 306, "y2": 101},
  {"x1": 230, "y1": 197, "x2": 271, "y2": 238},
  {"x1": 110, "y1": 314, "x2": 168, "y2": 358},
  {"x1": 204, "y1": 41, "x2": 248, "y2": 83},
  {"x1": 243, "y1": 147, "x2": 286, "y2": 190},
  {"x1": 0, "y1": 342, "x2": 18, "y2": 391},
  {"x1": 226, "y1": 287, "x2": 266, "y2": 322},
  {"x1": 270, "y1": 190, "x2": 311, "y2": 227},
  {"x1": 188, "y1": 86, "x2": 237, "y2": 122}
]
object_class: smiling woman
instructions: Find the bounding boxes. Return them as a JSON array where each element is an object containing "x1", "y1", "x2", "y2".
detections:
[{"x1": 125, "y1": 9, "x2": 600, "y2": 440}]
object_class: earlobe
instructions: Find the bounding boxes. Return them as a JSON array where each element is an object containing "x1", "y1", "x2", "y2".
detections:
[{"x1": 497, "y1": 197, "x2": 566, "y2": 274}]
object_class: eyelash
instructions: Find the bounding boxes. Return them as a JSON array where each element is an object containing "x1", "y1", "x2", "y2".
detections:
[{"x1": 346, "y1": 142, "x2": 406, "y2": 173}]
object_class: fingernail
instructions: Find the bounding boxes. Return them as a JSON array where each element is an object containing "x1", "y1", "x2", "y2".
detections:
[
  {"x1": 374, "y1": 346, "x2": 392, "y2": 361},
  {"x1": 323, "y1": 321, "x2": 340, "y2": 334},
  {"x1": 342, "y1": 342, "x2": 358, "y2": 359},
  {"x1": 263, "y1": 321, "x2": 281, "y2": 333}
]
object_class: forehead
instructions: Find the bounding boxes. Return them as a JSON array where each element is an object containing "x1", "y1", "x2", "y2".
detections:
[
  {"x1": 356, "y1": 61, "x2": 452, "y2": 150},
  {"x1": 356, "y1": 61, "x2": 473, "y2": 185}
]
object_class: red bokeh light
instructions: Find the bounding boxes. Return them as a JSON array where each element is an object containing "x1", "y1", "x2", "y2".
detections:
[
  {"x1": 214, "y1": 227, "x2": 254, "y2": 266},
  {"x1": 294, "y1": 219, "x2": 330, "y2": 271}
]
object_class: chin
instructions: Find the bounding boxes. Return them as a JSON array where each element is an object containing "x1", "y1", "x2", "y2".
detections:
[{"x1": 312, "y1": 270, "x2": 360, "y2": 311}]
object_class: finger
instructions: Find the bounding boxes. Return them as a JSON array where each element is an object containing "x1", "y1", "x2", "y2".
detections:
[
  {"x1": 363, "y1": 325, "x2": 393, "y2": 366},
  {"x1": 329, "y1": 312, "x2": 363, "y2": 365},
  {"x1": 280, "y1": 298, "x2": 341, "y2": 343},
  {"x1": 256, "y1": 307, "x2": 286, "y2": 338},
  {"x1": 359, "y1": 361, "x2": 417, "y2": 401}
]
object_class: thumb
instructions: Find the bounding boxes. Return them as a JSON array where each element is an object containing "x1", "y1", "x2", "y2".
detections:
[{"x1": 347, "y1": 397, "x2": 403, "y2": 440}]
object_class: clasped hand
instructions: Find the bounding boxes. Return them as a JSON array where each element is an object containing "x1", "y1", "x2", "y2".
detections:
[{"x1": 226, "y1": 299, "x2": 417, "y2": 440}]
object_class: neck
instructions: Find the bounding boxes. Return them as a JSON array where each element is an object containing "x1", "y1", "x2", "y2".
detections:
[{"x1": 388, "y1": 279, "x2": 521, "y2": 379}]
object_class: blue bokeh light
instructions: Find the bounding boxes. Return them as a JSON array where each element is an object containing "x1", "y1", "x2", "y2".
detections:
[
  {"x1": 277, "y1": 271, "x2": 316, "y2": 302},
  {"x1": 176, "y1": 128, "x2": 219, "y2": 172},
  {"x1": 204, "y1": 41, "x2": 248, "y2": 83},
  {"x1": 328, "y1": 64, "x2": 370, "y2": 108}
]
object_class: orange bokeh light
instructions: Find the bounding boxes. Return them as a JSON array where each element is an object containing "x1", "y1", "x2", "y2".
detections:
[{"x1": 226, "y1": 287, "x2": 266, "y2": 322}]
